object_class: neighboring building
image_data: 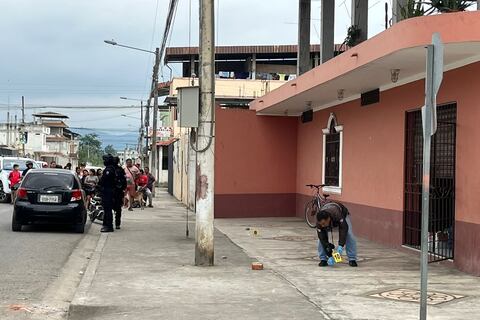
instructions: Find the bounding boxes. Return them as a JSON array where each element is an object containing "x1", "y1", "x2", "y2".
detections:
[
  {"x1": 0, "y1": 122, "x2": 49, "y2": 157},
  {"x1": 118, "y1": 147, "x2": 140, "y2": 165},
  {"x1": 32, "y1": 112, "x2": 79, "y2": 167},
  {"x1": 165, "y1": 44, "x2": 346, "y2": 80},
  {"x1": 226, "y1": 12, "x2": 480, "y2": 276},
  {"x1": 162, "y1": 45, "x2": 305, "y2": 206},
  {"x1": 0, "y1": 112, "x2": 80, "y2": 167}
]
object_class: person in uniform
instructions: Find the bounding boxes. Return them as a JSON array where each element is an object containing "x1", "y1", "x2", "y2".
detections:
[
  {"x1": 98, "y1": 154, "x2": 116, "y2": 233},
  {"x1": 113, "y1": 156, "x2": 127, "y2": 229}
]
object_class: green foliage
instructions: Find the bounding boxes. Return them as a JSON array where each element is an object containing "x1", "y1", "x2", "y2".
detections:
[
  {"x1": 400, "y1": 0, "x2": 426, "y2": 19},
  {"x1": 79, "y1": 134, "x2": 103, "y2": 166},
  {"x1": 429, "y1": 0, "x2": 473, "y2": 12},
  {"x1": 344, "y1": 25, "x2": 362, "y2": 48},
  {"x1": 104, "y1": 144, "x2": 117, "y2": 156},
  {"x1": 399, "y1": 0, "x2": 473, "y2": 19}
]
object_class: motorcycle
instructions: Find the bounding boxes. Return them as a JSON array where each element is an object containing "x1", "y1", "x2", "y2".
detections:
[{"x1": 88, "y1": 192, "x2": 104, "y2": 223}]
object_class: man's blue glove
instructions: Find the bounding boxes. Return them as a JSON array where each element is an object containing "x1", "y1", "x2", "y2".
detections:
[
  {"x1": 327, "y1": 257, "x2": 336, "y2": 266},
  {"x1": 337, "y1": 246, "x2": 344, "y2": 255}
]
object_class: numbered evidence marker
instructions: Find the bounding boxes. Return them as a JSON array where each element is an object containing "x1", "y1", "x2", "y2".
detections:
[
  {"x1": 332, "y1": 250, "x2": 343, "y2": 263},
  {"x1": 250, "y1": 228, "x2": 260, "y2": 237}
]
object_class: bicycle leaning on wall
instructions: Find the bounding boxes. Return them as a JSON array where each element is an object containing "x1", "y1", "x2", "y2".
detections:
[{"x1": 304, "y1": 184, "x2": 331, "y2": 228}]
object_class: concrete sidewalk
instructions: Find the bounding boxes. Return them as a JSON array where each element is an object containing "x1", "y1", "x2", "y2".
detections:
[
  {"x1": 215, "y1": 218, "x2": 480, "y2": 320},
  {"x1": 68, "y1": 191, "x2": 324, "y2": 320}
]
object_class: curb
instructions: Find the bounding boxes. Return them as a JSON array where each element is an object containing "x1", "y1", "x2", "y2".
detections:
[{"x1": 67, "y1": 233, "x2": 108, "y2": 319}]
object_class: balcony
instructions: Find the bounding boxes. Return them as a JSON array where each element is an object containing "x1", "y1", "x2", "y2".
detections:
[{"x1": 166, "y1": 77, "x2": 287, "y2": 104}]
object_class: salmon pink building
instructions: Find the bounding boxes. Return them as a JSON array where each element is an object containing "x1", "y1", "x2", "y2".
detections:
[{"x1": 214, "y1": 12, "x2": 480, "y2": 276}]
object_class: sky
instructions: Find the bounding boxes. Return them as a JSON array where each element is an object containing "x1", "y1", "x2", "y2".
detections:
[{"x1": 0, "y1": 0, "x2": 390, "y2": 138}]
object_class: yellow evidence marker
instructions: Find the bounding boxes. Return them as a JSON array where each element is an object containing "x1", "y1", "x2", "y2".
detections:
[
  {"x1": 250, "y1": 228, "x2": 260, "y2": 237},
  {"x1": 332, "y1": 250, "x2": 343, "y2": 263}
]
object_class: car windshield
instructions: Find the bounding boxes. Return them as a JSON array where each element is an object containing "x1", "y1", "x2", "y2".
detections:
[
  {"x1": 3, "y1": 159, "x2": 38, "y2": 171},
  {"x1": 22, "y1": 172, "x2": 75, "y2": 190}
]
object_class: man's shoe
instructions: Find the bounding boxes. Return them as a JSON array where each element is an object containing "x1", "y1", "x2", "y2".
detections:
[
  {"x1": 148, "y1": 204, "x2": 153, "y2": 208},
  {"x1": 101, "y1": 227, "x2": 114, "y2": 233},
  {"x1": 128, "y1": 208, "x2": 133, "y2": 211},
  {"x1": 349, "y1": 260, "x2": 358, "y2": 267},
  {"x1": 115, "y1": 225, "x2": 121, "y2": 230},
  {"x1": 318, "y1": 260, "x2": 328, "y2": 267}
]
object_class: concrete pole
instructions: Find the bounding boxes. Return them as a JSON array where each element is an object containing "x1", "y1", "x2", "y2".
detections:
[
  {"x1": 6, "y1": 111, "x2": 10, "y2": 146},
  {"x1": 320, "y1": 0, "x2": 335, "y2": 63},
  {"x1": 140, "y1": 100, "x2": 144, "y2": 163},
  {"x1": 392, "y1": 0, "x2": 408, "y2": 24},
  {"x1": 251, "y1": 53, "x2": 257, "y2": 80},
  {"x1": 151, "y1": 48, "x2": 160, "y2": 197},
  {"x1": 351, "y1": 0, "x2": 368, "y2": 44},
  {"x1": 145, "y1": 101, "x2": 150, "y2": 167},
  {"x1": 21, "y1": 96, "x2": 25, "y2": 156},
  {"x1": 195, "y1": 0, "x2": 215, "y2": 266},
  {"x1": 297, "y1": 0, "x2": 311, "y2": 75}
]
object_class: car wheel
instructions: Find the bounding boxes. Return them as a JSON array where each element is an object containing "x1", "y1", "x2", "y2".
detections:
[
  {"x1": 74, "y1": 223, "x2": 85, "y2": 234},
  {"x1": 12, "y1": 214, "x2": 22, "y2": 232},
  {"x1": 0, "y1": 191, "x2": 10, "y2": 204},
  {"x1": 74, "y1": 213, "x2": 86, "y2": 233}
]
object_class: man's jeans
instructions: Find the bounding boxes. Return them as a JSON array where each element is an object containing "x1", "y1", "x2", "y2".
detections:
[
  {"x1": 318, "y1": 216, "x2": 357, "y2": 261},
  {"x1": 145, "y1": 188, "x2": 153, "y2": 206}
]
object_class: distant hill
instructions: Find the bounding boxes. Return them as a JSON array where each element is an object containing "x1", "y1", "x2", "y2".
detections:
[{"x1": 73, "y1": 129, "x2": 139, "y2": 151}]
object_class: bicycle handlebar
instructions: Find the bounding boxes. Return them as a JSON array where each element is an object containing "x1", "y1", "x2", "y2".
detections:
[{"x1": 306, "y1": 184, "x2": 325, "y2": 189}]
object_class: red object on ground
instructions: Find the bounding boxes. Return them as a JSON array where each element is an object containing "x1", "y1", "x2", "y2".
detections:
[{"x1": 251, "y1": 262, "x2": 264, "y2": 270}]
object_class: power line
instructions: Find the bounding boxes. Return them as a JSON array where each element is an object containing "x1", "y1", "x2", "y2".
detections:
[
  {"x1": 70, "y1": 127, "x2": 139, "y2": 133},
  {"x1": 0, "y1": 105, "x2": 142, "y2": 109}
]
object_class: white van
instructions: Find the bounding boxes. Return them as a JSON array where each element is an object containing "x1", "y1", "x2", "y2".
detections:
[{"x1": 0, "y1": 157, "x2": 40, "y2": 203}]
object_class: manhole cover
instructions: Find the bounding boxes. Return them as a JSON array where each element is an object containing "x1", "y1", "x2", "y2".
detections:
[
  {"x1": 268, "y1": 235, "x2": 317, "y2": 242},
  {"x1": 369, "y1": 289, "x2": 465, "y2": 305}
]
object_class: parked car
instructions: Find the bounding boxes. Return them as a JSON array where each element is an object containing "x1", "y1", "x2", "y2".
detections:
[
  {"x1": 0, "y1": 157, "x2": 39, "y2": 203},
  {"x1": 12, "y1": 169, "x2": 87, "y2": 233},
  {"x1": 36, "y1": 160, "x2": 48, "y2": 168}
]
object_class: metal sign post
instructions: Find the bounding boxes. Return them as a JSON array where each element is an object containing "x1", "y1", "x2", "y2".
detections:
[{"x1": 420, "y1": 33, "x2": 443, "y2": 320}]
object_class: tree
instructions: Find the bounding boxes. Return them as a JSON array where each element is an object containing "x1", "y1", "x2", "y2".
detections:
[
  {"x1": 79, "y1": 134, "x2": 103, "y2": 166},
  {"x1": 104, "y1": 145, "x2": 117, "y2": 156}
]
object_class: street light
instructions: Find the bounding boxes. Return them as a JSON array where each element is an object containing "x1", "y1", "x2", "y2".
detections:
[
  {"x1": 105, "y1": 39, "x2": 160, "y2": 187},
  {"x1": 104, "y1": 40, "x2": 156, "y2": 54}
]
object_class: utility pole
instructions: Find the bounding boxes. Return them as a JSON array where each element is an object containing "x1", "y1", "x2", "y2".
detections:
[
  {"x1": 151, "y1": 48, "x2": 160, "y2": 197},
  {"x1": 139, "y1": 100, "x2": 144, "y2": 163},
  {"x1": 21, "y1": 96, "x2": 25, "y2": 156},
  {"x1": 195, "y1": 0, "x2": 215, "y2": 266},
  {"x1": 6, "y1": 111, "x2": 10, "y2": 146},
  {"x1": 145, "y1": 100, "x2": 150, "y2": 167}
]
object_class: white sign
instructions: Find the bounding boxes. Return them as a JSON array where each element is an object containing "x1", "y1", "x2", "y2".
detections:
[{"x1": 148, "y1": 127, "x2": 172, "y2": 138}]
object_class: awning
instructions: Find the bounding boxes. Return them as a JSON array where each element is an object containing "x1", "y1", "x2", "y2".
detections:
[
  {"x1": 156, "y1": 138, "x2": 178, "y2": 146},
  {"x1": 250, "y1": 11, "x2": 480, "y2": 116}
]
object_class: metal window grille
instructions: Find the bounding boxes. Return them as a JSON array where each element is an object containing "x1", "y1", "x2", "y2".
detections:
[
  {"x1": 404, "y1": 103, "x2": 456, "y2": 262},
  {"x1": 325, "y1": 121, "x2": 340, "y2": 187}
]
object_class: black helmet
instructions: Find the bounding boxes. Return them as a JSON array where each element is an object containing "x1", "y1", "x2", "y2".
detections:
[
  {"x1": 26, "y1": 161, "x2": 33, "y2": 166},
  {"x1": 102, "y1": 154, "x2": 114, "y2": 166}
]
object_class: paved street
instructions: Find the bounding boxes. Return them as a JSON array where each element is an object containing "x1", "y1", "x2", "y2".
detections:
[{"x1": 0, "y1": 203, "x2": 96, "y2": 319}]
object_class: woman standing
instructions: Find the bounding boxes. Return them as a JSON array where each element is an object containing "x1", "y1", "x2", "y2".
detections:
[{"x1": 84, "y1": 169, "x2": 99, "y2": 207}]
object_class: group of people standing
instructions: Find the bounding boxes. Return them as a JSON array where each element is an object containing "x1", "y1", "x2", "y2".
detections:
[{"x1": 97, "y1": 155, "x2": 156, "y2": 233}]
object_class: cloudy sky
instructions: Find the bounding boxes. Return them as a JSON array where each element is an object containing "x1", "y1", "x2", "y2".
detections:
[{"x1": 0, "y1": 0, "x2": 390, "y2": 134}]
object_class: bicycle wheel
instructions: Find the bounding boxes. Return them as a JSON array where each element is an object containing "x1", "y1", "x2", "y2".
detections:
[{"x1": 304, "y1": 199, "x2": 319, "y2": 228}]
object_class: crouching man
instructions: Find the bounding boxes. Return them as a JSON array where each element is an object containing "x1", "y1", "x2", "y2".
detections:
[{"x1": 316, "y1": 202, "x2": 358, "y2": 267}]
